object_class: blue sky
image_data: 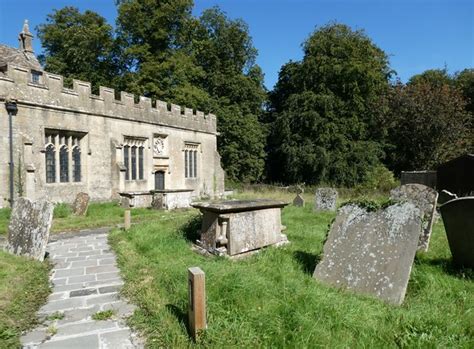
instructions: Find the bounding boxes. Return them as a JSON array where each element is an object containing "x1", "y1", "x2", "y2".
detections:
[{"x1": 0, "y1": 0, "x2": 472, "y2": 89}]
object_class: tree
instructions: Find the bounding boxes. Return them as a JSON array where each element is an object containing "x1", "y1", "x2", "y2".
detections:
[
  {"x1": 454, "y1": 68, "x2": 474, "y2": 114},
  {"x1": 267, "y1": 23, "x2": 391, "y2": 186},
  {"x1": 384, "y1": 80, "x2": 472, "y2": 173},
  {"x1": 192, "y1": 7, "x2": 267, "y2": 181},
  {"x1": 36, "y1": 7, "x2": 119, "y2": 92}
]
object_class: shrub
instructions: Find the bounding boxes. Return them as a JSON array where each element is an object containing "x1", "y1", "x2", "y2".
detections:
[
  {"x1": 358, "y1": 165, "x2": 398, "y2": 192},
  {"x1": 53, "y1": 203, "x2": 72, "y2": 218}
]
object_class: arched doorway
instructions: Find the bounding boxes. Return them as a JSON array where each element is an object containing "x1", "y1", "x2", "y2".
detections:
[{"x1": 155, "y1": 171, "x2": 165, "y2": 190}]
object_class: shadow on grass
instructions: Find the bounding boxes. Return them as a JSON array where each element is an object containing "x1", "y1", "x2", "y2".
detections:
[
  {"x1": 178, "y1": 215, "x2": 202, "y2": 242},
  {"x1": 423, "y1": 257, "x2": 473, "y2": 279},
  {"x1": 293, "y1": 250, "x2": 321, "y2": 275},
  {"x1": 165, "y1": 304, "x2": 190, "y2": 336}
]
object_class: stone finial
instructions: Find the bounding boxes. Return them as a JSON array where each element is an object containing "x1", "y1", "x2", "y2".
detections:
[{"x1": 19, "y1": 19, "x2": 34, "y2": 53}]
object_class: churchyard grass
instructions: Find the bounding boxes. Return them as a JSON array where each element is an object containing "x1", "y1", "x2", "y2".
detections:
[
  {"x1": 0, "y1": 251, "x2": 50, "y2": 348},
  {"x1": 109, "y1": 191, "x2": 473, "y2": 348},
  {"x1": 0, "y1": 202, "x2": 172, "y2": 235}
]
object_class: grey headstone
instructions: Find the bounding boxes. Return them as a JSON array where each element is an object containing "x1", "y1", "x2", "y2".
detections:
[
  {"x1": 7, "y1": 198, "x2": 54, "y2": 261},
  {"x1": 151, "y1": 193, "x2": 164, "y2": 210},
  {"x1": 313, "y1": 202, "x2": 422, "y2": 305},
  {"x1": 440, "y1": 197, "x2": 474, "y2": 268},
  {"x1": 293, "y1": 194, "x2": 305, "y2": 207},
  {"x1": 72, "y1": 192, "x2": 90, "y2": 216},
  {"x1": 390, "y1": 184, "x2": 438, "y2": 252},
  {"x1": 314, "y1": 188, "x2": 338, "y2": 211},
  {"x1": 438, "y1": 189, "x2": 458, "y2": 205},
  {"x1": 120, "y1": 197, "x2": 130, "y2": 209}
]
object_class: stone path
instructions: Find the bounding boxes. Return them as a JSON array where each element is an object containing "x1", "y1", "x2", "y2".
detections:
[{"x1": 21, "y1": 231, "x2": 143, "y2": 349}]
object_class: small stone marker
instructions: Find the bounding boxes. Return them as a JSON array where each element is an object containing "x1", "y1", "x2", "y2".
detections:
[
  {"x1": 188, "y1": 267, "x2": 206, "y2": 339},
  {"x1": 72, "y1": 192, "x2": 90, "y2": 216},
  {"x1": 390, "y1": 184, "x2": 438, "y2": 251},
  {"x1": 7, "y1": 198, "x2": 54, "y2": 261},
  {"x1": 314, "y1": 188, "x2": 338, "y2": 211},
  {"x1": 124, "y1": 209, "x2": 131, "y2": 230},
  {"x1": 293, "y1": 194, "x2": 305, "y2": 207},
  {"x1": 440, "y1": 197, "x2": 474, "y2": 268},
  {"x1": 313, "y1": 202, "x2": 422, "y2": 305}
]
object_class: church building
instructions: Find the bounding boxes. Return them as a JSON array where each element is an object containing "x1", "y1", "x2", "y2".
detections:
[{"x1": 0, "y1": 21, "x2": 225, "y2": 209}]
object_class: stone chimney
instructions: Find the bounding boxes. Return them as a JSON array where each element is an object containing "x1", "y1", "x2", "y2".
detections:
[{"x1": 18, "y1": 20, "x2": 34, "y2": 53}]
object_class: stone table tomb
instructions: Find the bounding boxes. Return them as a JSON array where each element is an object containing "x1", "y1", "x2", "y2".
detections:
[{"x1": 192, "y1": 200, "x2": 289, "y2": 257}]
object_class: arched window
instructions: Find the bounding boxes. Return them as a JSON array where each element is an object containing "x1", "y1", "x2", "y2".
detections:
[
  {"x1": 138, "y1": 146, "x2": 144, "y2": 180},
  {"x1": 124, "y1": 145, "x2": 130, "y2": 180},
  {"x1": 45, "y1": 144, "x2": 56, "y2": 183},
  {"x1": 193, "y1": 150, "x2": 197, "y2": 178},
  {"x1": 72, "y1": 146, "x2": 81, "y2": 182},
  {"x1": 184, "y1": 150, "x2": 189, "y2": 178},
  {"x1": 59, "y1": 145, "x2": 69, "y2": 182},
  {"x1": 131, "y1": 146, "x2": 137, "y2": 180}
]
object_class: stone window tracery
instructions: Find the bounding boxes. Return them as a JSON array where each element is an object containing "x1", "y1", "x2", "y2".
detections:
[
  {"x1": 184, "y1": 143, "x2": 199, "y2": 179},
  {"x1": 123, "y1": 137, "x2": 146, "y2": 181},
  {"x1": 44, "y1": 130, "x2": 84, "y2": 184}
]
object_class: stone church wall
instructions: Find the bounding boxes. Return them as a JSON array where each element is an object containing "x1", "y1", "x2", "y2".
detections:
[{"x1": 0, "y1": 63, "x2": 225, "y2": 207}]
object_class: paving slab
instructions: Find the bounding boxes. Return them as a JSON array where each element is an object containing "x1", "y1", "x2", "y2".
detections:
[{"x1": 21, "y1": 231, "x2": 143, "y2": 349}]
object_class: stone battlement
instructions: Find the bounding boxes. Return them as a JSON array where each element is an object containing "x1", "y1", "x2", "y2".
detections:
[{"x1": 0, "y1": 63, "x2": 217, "y2": 134}]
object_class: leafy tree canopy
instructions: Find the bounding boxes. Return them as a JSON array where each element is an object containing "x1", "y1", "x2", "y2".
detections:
[
  {"x1": 384, "y1": 80, "x2": 472, "y2": 173},
  {"x1": 36, "y1": 7, "x2": 119, "y2": 92},
  {"x1": 267, "y1": 23, "x2": 391, "y2": 186}
]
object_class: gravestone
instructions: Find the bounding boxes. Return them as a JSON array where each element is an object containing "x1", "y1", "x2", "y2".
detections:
[
  {"x1": 72, "y1": 192, "x2": 90, "y2": 216},
  {"x1": 314, "y1": 188, "x2": 338, "y2": 211},
  {"x1": 293, "y1": 194, "x2": 305, "y2": 207},
  {"x1": 440, "y1": 197, "x2": 474, "y2": 268},
  {"x1": 313, "y1": 202, "x2": 422, "y2": 305},
  {"x1": 120, "y1": 197, "x2": 131, "y2": 209},
  {"x1": 390, "y1": 184, "x2": 438, "y2": 251},
  {"x1": 7, "y1": 198, "x2": 54, "y2": 261}
]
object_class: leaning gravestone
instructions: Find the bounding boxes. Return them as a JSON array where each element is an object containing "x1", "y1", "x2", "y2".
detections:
[
  {"x1": 72, "y1": 192, "x2": 90, "y2": 216},
  {"x1": 440, "y1": 197, "x2": 474, "y2": 268},
  {"x1": 293, "y1": 194, "x2": 305, "y2": 207},
  {"x1": 313, "y1": 202, "x2": 422, "y2": 305},
  {"x1": 314, "y1": 188, "x2": 338, "y2": 211},
  {"x1": 390, "y1": 184, "x2": 438, "y2": 252},
  {"x1": 7, "y1": 198, "x2": 54, "y2": 261}
]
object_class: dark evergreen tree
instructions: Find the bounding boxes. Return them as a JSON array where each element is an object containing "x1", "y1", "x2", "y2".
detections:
[{"x1": 267, "y1": 23, "x2": 391, "y2": 186}]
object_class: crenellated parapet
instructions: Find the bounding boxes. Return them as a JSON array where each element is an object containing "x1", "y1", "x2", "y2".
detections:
[{"x1": 0, "y1": 63, "x2": 217, "y2": 134}]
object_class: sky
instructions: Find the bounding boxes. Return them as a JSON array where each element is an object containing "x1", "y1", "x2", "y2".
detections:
[{"x1": 0, "y1": 0, "x2": 472, "y2": 89}]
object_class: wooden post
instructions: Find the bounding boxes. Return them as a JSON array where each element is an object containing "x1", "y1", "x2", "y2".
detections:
[
  {"x1": 188, "y1": 267, "x2": 206, "y2": 339},
  {"x1": 124, "y1": 209, "x2": 131, "y2": 230}
]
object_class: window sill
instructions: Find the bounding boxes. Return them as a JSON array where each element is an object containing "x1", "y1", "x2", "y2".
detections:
[{"x1": 45, "y1": 182, "x2": 84, "y2": 185}]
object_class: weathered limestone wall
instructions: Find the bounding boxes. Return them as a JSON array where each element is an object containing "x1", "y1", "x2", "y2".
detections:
[{"x1": 0, "y1": 63, "x2": 225, "y2": 206}]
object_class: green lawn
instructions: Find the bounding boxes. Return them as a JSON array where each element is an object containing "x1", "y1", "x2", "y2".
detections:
[
  {"x1": 0, "y1": 202, "x2": 170, "y2": 236},
  {"x1": 0, "y1": 252, "x2": 51, "y2": 349},
  {"x1": 109, "y1": 195, "x2": 474, "y2": 348}
]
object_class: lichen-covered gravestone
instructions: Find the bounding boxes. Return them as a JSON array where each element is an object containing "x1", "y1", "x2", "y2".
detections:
[
  {"x1": 313, "y1": 202, "x2": 422, "y2": 305},
  {"x1": 293, "y1": 194, "x2": 305, "y2": 207},
  {"x1": 314, "y1": 188, "x2": 338, "y2": 211},
  {"x1": 390, "y1": 184, "x2": 438, "y2": 252},
  {"x1": 72, "y1": 192, "x2": 90, "y2": 216},
  {"x1": 7, "y1": 198, "x2": 54, "y2": 261}
]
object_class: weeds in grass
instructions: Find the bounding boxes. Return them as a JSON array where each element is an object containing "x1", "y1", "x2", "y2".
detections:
[
  {"x1": 46, "y1": 325, "x2": 57, "y2": 336},
  {"x1": 92, "y1": 310, "x2": 115, "y2": 321},
  {"x1": 53, "y1": 203, "x2": 72, "y2": 219},
  {"x1": 46, "y1": 312, "x2": 64, "y2": 321}
]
